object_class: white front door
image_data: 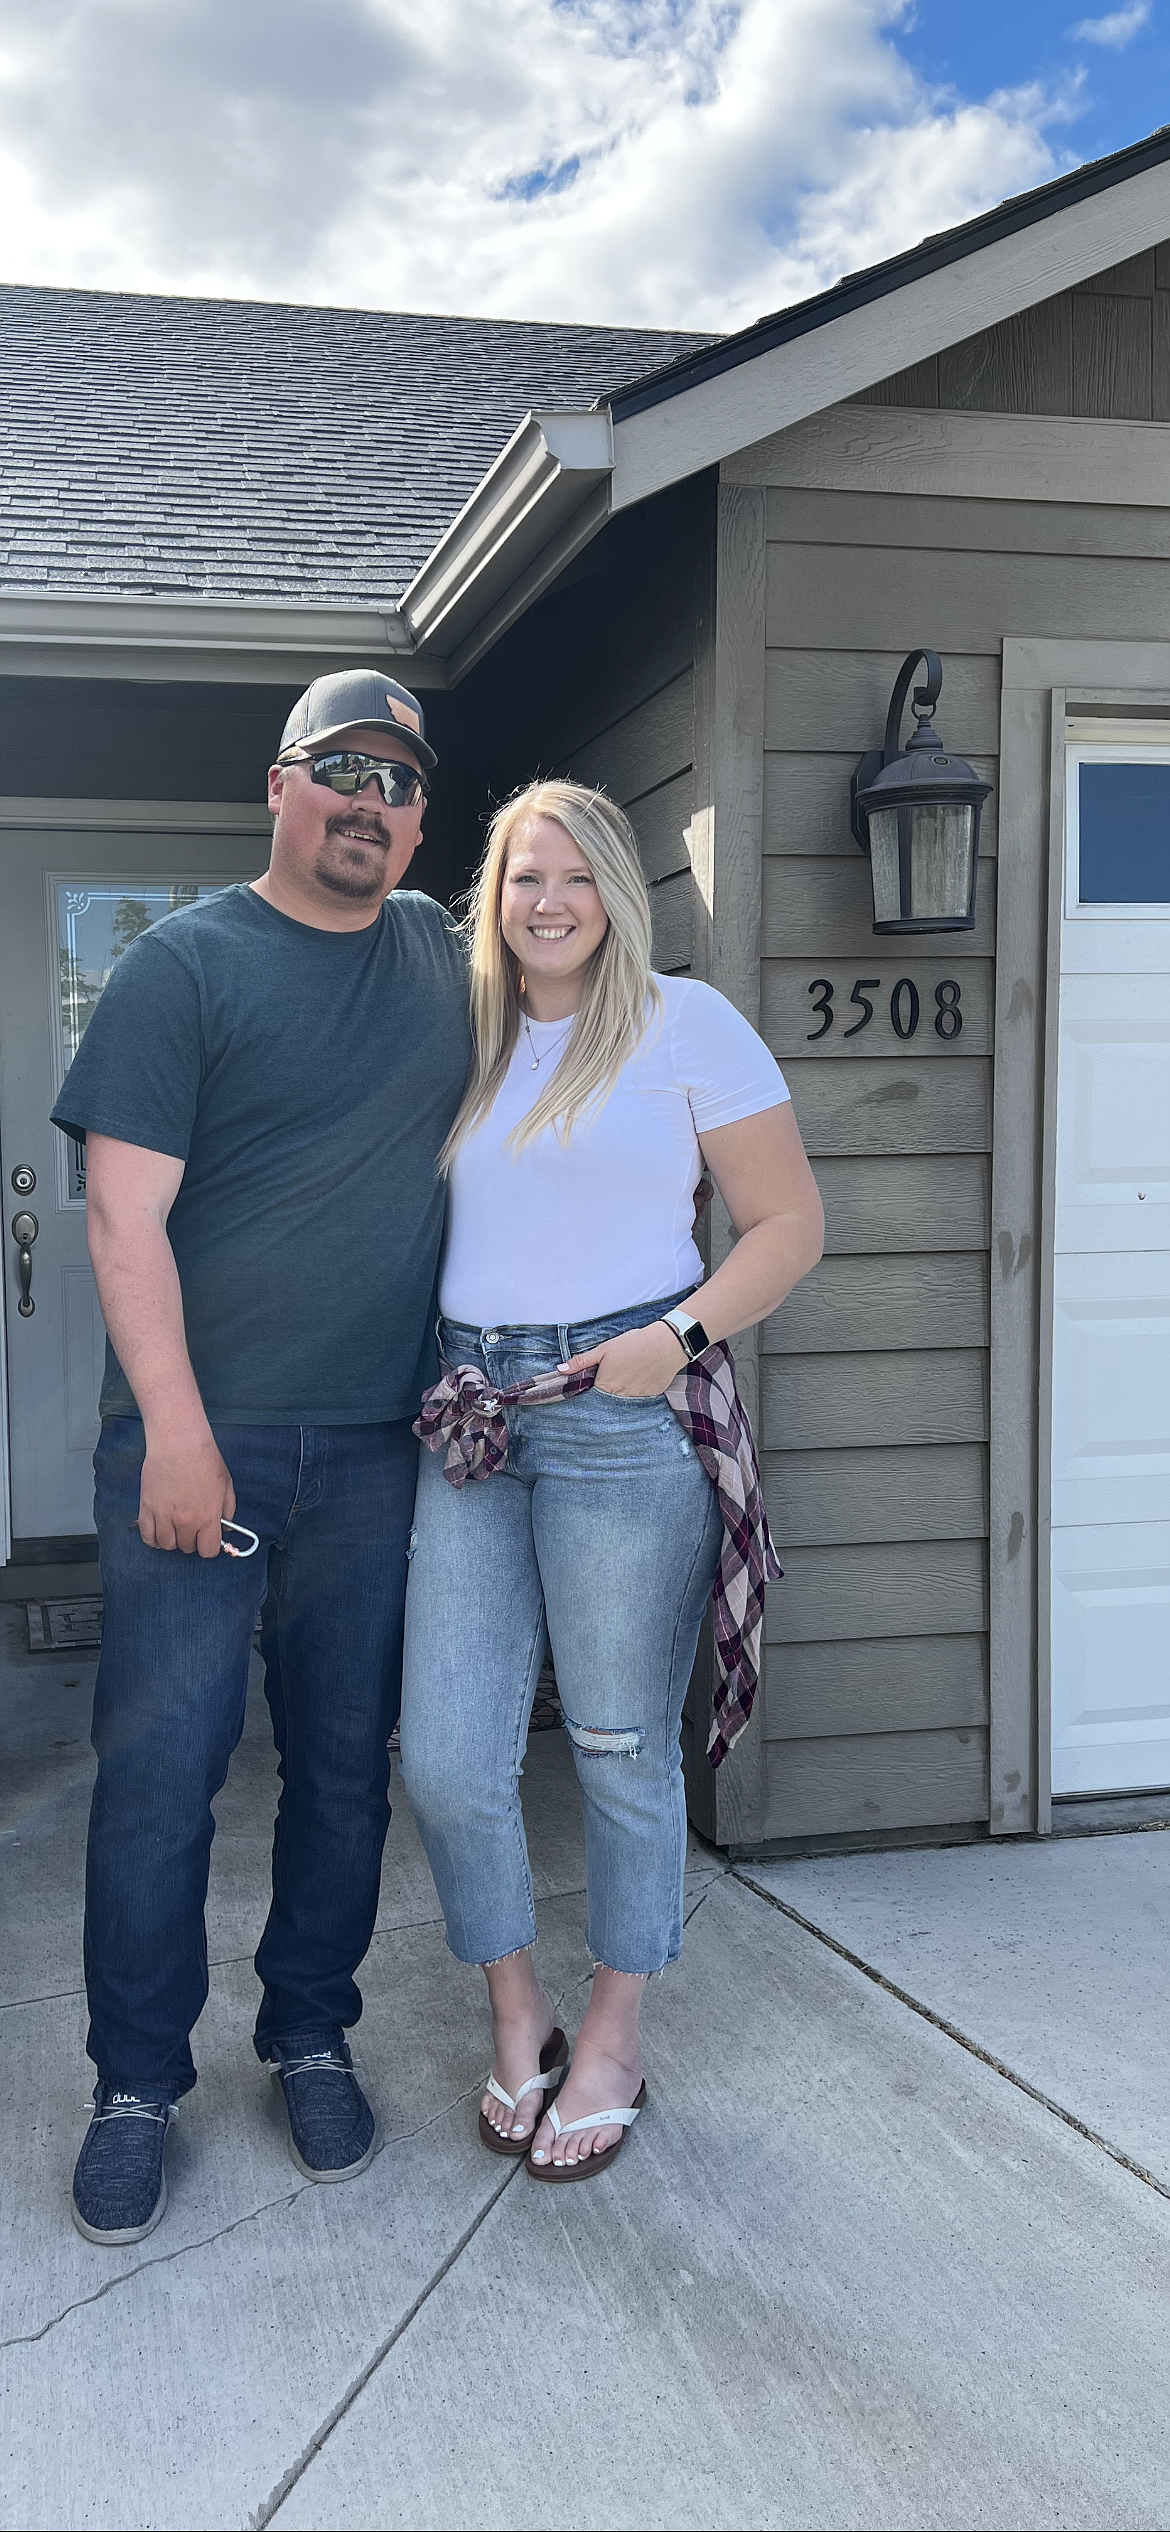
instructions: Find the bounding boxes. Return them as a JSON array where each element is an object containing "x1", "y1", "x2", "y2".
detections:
[
  {"x1": 1050, "y1": 736, "x2": 1170, "y2": 1793},
  {"x1": 0, "y1": 804, "x2": 267, "y2": 1556}
]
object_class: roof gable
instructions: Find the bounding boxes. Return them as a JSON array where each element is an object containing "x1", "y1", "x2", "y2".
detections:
[
  {"x1": 607, "y1": 125, "x2": 1170, "y2": 422},
  {"x1": 606, "y1": 126, "x2": 1170, "y2": 510}
]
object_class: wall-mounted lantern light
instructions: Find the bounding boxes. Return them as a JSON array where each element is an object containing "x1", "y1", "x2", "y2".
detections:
[{"x1": 851, "y1": 648, "x2": 992, "y2": 934}]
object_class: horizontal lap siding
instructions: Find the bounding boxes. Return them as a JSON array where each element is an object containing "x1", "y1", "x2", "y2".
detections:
[
  {"x1": 762, "y1": 1351, "x2": 987, "y2": 1449},
  {"x1": 769, "y1": 1634, "x2": 986, "y2": 1736},
  {"x1": 760, "y1": 442, "x2": 1170, "y2": 1844},
  {"x1": 552, "y1": 672, "x2": 697, "y2": 972},
  {"x1": 766, "y1": 1445, "x2": 987, "y2": 1546},
  {"x1": 760, "y1": 492, "x2": 1000, "y2": 1842},
  {"x1": 460, "y1": 482, "x2": 704, "y2": 975},
  {"x1": 763, "y1": 1727, "x2": 988, "y2": 1841}
]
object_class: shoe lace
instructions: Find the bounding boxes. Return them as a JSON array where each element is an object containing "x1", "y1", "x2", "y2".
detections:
[
  {"x1": 275, "y1": 2054, "x2": 354, "y2": 2082},
  {"x1": 89, "y1": 2100, "x2": 173, "y2": 2127}
]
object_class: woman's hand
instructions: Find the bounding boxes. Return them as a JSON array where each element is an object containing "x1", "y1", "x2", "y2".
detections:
[{"x1": 559, "y1": 1320, "x2": 686, "y2": 1396}]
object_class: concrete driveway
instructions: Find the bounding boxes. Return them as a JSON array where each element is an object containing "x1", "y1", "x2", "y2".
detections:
[{"x1": 3, "y1": 1596, "x2": 1170, "y2": 2532}]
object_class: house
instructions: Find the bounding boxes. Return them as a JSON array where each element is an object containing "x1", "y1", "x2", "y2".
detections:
[{"x1": 6, "y1": 124, "x2": 1170, "y2": 1855}]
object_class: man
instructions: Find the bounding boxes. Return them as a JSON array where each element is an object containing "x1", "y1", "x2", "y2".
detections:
[{"x1": 52, "y1": 671, "x2": 470, "y2": 2245}]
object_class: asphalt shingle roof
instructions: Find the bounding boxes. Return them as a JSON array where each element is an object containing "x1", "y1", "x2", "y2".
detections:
[{"x1": 0, "y1": 286, "x2": 716, "y2": 607}]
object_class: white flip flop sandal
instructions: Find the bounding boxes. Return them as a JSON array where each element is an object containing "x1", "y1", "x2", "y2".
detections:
[
  {"x1": 526, "y1": 2079, "x2": 647, "y2": 2182},
  {"x1": 478, "y1": 2026, "x2": 570, "y2": 2157}
]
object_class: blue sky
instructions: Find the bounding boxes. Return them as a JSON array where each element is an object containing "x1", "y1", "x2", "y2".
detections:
[
  {"x1": 0, "y1": 1, "x2": 1164, "y2": 326},
  {"x1": 898, "y1": 0, "x2": 1166, "y2": 168}
]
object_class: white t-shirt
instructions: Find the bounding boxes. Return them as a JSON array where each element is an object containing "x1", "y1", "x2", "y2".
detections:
[{"x1": 440, "y1": 974, "x2": 790, "y2": 1326}]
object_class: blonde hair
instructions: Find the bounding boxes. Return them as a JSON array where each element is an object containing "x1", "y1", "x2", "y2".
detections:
[{"x1": 441, "y1": 779, "x2": 660, "y2": 1167}]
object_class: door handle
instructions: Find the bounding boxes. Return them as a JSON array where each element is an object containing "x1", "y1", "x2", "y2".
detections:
[{"x1": 11, "y1": 1210, "x2": 37, "y2": 1317}]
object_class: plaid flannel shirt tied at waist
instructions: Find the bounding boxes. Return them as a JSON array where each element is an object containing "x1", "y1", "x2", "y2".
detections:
[{"x1": 413, "y1": 1342, "x2": 781, "y2": 1768}]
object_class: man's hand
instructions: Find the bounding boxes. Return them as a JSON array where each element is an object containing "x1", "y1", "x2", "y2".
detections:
[
  {"x1": 559, "y1": 1321, "x2": 686, "y2": 1398},
  {"x1": 85, "y1": 1136, "x2": 231, "y2": 1555},
  {"x1": 137, "y1": 1424, "x2": 236, "y2": 1557}
]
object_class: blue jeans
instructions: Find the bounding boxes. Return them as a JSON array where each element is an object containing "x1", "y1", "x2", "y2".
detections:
[
  {"x1": 86, "y1": 1415, "x2": 418, "y2": 2097},
  {"x1": 399, "y1": 1297, "x2": 723, "y2": 1976}
]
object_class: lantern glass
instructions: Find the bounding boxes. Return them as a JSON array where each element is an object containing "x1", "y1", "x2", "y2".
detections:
[
  {"x1": 867, "y1": 808, "x2": 903, "y2": 924},
  {"x1": 909, "y1": 799, "x2": 976, "y2": 919},
  {"x1": 866, "y1": 800, "x2": 976, "y2": 924}
]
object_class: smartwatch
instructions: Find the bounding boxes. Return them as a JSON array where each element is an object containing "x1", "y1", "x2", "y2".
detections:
[{"x1": 661, "y1": 1305, "x2": 711, "y2": 1361}]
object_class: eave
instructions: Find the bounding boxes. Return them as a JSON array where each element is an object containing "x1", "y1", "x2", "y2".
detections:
[
  {"x1": 0, "y1": 592, "x2": 437, "y2": 687},
  {"x1": 401, "y1": 408, "x2": 614, "y2": 682}
]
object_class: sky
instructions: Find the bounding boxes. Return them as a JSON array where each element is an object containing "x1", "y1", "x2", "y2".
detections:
[{"x1": 0, "y1": 0, "x2": 1166, "y2": 333}]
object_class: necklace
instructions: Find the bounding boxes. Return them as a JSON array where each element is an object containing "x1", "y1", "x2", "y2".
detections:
[{"x1": 523, "y1": 1012, "x2": 573, "y2": 1072}]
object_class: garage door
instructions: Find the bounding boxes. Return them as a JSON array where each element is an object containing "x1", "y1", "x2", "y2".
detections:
[{"x1": 1050, "y1": 733, "x2": 1170, "y2": 1795}]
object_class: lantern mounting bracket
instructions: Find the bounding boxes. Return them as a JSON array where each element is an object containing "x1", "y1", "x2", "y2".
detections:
[{"x1": 851, "y1": 648, "x2": 943, "y2": 851}]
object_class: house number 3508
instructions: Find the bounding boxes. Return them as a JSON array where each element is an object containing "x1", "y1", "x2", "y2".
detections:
[{"x1": 806, "y1": 977, "x2": 963, "y2": 1043}]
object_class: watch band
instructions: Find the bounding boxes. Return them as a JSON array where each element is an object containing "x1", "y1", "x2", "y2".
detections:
[{"x1": 661, "y1": 1305, "x2": 711, "y2": 1361}]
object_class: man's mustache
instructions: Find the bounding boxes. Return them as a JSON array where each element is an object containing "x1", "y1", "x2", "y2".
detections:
[{"x1": 325, "y1": 808, "x2": 391, "y2": 851}]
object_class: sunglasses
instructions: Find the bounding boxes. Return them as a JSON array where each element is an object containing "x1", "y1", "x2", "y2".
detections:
[{"x1": 289, "y1": 749, "x2": 429, "y2": 809}]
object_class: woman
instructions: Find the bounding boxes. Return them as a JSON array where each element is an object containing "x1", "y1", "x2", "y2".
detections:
[{"x1": 399, "y1": 780, "x2": 823, "y2": 2180}]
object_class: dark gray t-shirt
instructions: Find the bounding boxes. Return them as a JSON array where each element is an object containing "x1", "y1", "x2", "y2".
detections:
[{"x1": 51, "y1": 883, "x2": 471, "y2": 1425}]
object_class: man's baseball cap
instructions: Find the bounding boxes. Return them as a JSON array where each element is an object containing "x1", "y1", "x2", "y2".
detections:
[{"x1": 279, "y1": 669, "x2": 437, "y2": 771}]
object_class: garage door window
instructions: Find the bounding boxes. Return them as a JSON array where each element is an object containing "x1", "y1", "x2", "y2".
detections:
[{"x1": 1069, "y1": 743, "x2": 1170, "y2": 913}]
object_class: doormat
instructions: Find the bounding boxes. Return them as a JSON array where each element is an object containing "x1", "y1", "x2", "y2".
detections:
[{"x1": 26, "y1": 1597, "x2": 103, "y2": 1653}]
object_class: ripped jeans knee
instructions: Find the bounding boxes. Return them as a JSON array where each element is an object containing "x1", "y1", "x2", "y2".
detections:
[{"x1": 561, "y1": 1713, "x2": 645, "y2": 1760}]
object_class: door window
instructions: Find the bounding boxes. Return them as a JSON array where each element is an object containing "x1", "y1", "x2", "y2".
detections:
[
  {"x1": 1078, "y1": 763, "x2": 1170, "y2": 904},
  {"x1": 52, "y1": 878, "x2": 230, "y2": 1202},
  {"x1": 1067, "y1": 738, "x2": 1170, "y2": 915}
]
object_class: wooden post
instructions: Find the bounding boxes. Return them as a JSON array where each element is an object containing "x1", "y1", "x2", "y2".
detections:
[{"x1": 989, "y1": 672, "x2": 1050, "y2": 1836}]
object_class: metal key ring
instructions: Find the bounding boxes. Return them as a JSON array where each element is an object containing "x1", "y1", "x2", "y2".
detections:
[{"x1": 220, "y1": 1518, "x2": 260, "y2": 1558}]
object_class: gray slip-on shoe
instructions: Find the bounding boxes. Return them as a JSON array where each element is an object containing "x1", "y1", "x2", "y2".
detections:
[{"x1": 71, "y1": 2085, "x2": 175, "y2": 2244}]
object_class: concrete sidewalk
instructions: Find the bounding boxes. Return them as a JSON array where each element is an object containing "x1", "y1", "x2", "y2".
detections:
[{"x1": 3, "y1": 1596, "x2": 1170, "y2": 2532}]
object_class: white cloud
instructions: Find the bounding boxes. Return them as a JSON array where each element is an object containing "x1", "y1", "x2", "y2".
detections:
[
  {"x1": 1068, "y1": 2, "x2": 1151, "y2": 45},
  {"x1": 0, "y1": 0, "x2": 1079, "y2": 330}
]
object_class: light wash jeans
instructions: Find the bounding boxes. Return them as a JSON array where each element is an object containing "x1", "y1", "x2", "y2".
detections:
[{"x1": 399, "y1": 1294, "x2": 723, "y2": 1976}]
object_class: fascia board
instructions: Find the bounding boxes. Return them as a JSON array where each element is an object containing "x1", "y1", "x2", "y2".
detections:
[
  {"x1": 610, "y1": 154, "x2": 1170, "y2": 509},
  {"x1": 0, "y1": 593, "x2": 431, "y2": 684},
  {"x1": 401, "y1": 408, "x2": 613, "y2": 654},
  {"x1": 0, "y1": 796, "x2": 273, "y2": 830},
  {"x1": 0, "y1": 639, "x2": 448, "y2": 687}
]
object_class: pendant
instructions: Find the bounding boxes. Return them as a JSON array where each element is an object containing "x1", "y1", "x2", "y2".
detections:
[{"x1": 530, "y1": 1057, "x2": 540, "y2": 1070}]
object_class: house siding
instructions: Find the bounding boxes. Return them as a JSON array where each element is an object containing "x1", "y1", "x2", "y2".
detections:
[
  {"x1": 854, "y1": 242, "x2": 1170, "y2": 420},
  {"x1": 457, "y1": 477, "x2": 705, "y2": 975},
  {"x1": 741, "y1": 303, "x2": 1170, "y2": 1849}
]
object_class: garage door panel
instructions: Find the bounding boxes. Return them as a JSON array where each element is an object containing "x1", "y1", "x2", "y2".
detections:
[
  {"x1": 1052, "y1": 1252, "x2": 1170, "y2": 1523},
  {"x1": 1051, "y1": 1523, "x2": 1170, "y2": 1794},
  {"x1": 1060, "y1": 918, "x2": 1170, "y2": 973},
  {"x1": 1055, "y1": 980, "x2": 1170, "y2": 1239}
]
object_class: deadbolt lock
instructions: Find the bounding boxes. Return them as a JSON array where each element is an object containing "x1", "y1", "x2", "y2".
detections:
[{"x1": 10, "y1": 1164, "x2": 35, "y2": 1195}]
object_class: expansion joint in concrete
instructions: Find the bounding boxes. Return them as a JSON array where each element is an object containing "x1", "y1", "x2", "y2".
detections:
[
  {"x1": 731, "y1": 1865, "x2": 1170, "y2": 2207},
  {"x1": 0, "y1": 1980, "x2": 87, "y2": 2014},
  {"x1": 253, "y1": 2161, "x2": 521, "y2": 2531},
  {"x1": 253, "y1": 1876, "x2": 727, "y2": 2524}
]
